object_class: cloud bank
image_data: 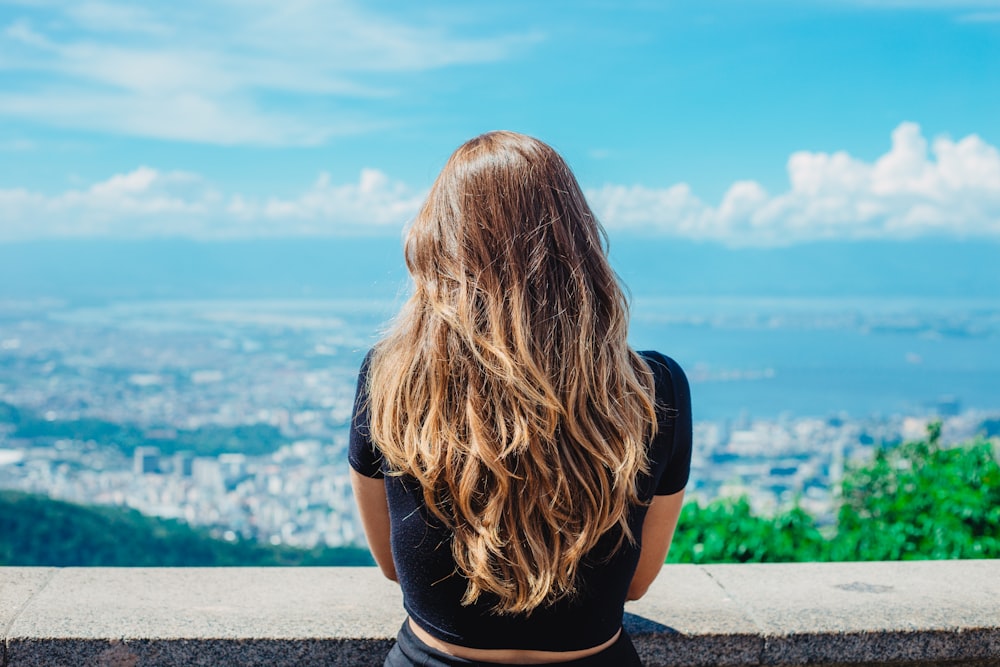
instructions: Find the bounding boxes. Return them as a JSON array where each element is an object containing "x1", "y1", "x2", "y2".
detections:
[
  {"x1": 0, "y1": 167, "x2": 423, "y2": 240},
  {"x1": 588, "y1": 122, "x2": 1000, "y2": 244},
  {"x1": 1, "y1": 123, "x2": 998, "y2": 244}
]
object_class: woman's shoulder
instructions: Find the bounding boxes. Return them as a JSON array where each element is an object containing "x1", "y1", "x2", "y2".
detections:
[
  {"x1": 356, "y1": 346, "x2": 378, "y2": 379},
  {"x1": 635, "y1": 350, "x2": 690, "y2": 423},
  {"x1": 636, "y1": 349, "x2": 681, "y2": 371},
  {"x1": 636, "y1": 350, "x2": 688, "y2": 389},
  {"x1": 636, "y1": 350, "x2": 693, "y2": 496}
]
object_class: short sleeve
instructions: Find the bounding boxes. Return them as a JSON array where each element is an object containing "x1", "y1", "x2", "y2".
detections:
[
  {"x1": 348, "y1": 349, "x2": 385, "y2": 479},
  {"x1": 639, "y1": 350, "x2": 692, "y2": 496}
]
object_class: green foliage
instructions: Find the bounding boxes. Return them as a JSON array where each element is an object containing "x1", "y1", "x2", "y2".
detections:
[
  {"x1": 669, "y1": 425, "x2": 1000, "y2": 564},
  {"x1": 669, "y1": 497, "x2": 826, "y2": 563},
  {"x1": 0, "y1": 490, "x2": 373, "y2": 567},
  {"x1": 10, "y1": 407, "x2": 286, "y2": 457},
  {"x1": 829, "y1": 426, "x2": 1000, "y2": 561},
  {"x1": 14, "y1": 415, "x2": 145, "y2": 452},
  {"x1": 168, "y1": 423, "x2": 287, "y2": 458}
]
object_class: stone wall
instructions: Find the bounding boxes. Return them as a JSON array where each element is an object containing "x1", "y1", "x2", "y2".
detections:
[{"x1": 2, "y1": 561, "x2": 999, "y2": 666}]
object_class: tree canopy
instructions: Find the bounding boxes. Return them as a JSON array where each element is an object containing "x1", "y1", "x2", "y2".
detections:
[{"x1": 671, "y1": 425, "x2": 1000, "y2": 563}]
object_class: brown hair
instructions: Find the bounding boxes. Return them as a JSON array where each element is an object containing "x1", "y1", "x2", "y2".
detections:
[{"x1": 366, "y1": 131, "x2": 657, "y2": 614}]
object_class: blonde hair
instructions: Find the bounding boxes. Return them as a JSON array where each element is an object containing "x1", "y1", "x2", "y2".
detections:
[{"x1": 367, "y1": 131, "x2": 657, "y2": 614}]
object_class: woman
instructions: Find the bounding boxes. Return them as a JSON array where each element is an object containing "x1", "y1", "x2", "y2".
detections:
[{"x1": 350, "y1": 131, "x2": 691, "y2": 666}]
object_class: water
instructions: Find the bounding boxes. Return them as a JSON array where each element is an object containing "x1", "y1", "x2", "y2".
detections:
[{"x1": 628, "y1": 296, "x2": 1000, "y2": 420}]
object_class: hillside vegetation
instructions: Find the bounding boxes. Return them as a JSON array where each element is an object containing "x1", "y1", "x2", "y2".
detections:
[
  {"x1": 0, "y1": 490, "x2": 372, "y2": 567},
  {"x1": 670, "y1": 424, "x2": 1000, "y2": 563},
  {"x1": 0, "y1": 400, "x2": 286, "y2": 458}
]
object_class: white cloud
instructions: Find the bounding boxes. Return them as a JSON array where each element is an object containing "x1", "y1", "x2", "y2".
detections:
[
  {"x1": 3, "y1": 123, "x2": 998, "y2": 244},
  {"x1": 235, "y1": 168, "x2": 425, "y2": 230},
  {"x1": 63, "y1": 2, "x2": 172, "y2": 36},
  {"x1": 0, "y1": 167, "x2": 423, "y2": 241},
  {"x1": 587, "y1": 122, "x2": 1000, "y2": 244},
  {"x1": 0, "y1": 90, "x2": 367, "y2": 146},
  {"x1": 0, "y1": 167, "x2": 220, "y2": 240},
  {"x1": 0, "y1": 1, "x2": 541, "y2": 145}
]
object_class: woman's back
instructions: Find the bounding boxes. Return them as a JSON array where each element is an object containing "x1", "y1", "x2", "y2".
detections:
[
  {"x1": 349, "y1": 131, "x2": 691, "y2": 665},
  {"x1": 351, "y1": 349, "x2": 690, "y2": 652}
]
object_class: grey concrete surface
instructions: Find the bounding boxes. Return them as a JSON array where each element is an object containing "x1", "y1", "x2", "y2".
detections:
[
  {"x1": 0, "y1": 568, "x2": 56, "y2": 667},
  {"x1": 2, "y1": 561, "x2": 998, "y2": 667},
  {"x1": 627, "y1": 565, "x2": 763, "y2": 666},
  {"x1": 704, "y1": 561, "x2": 1000, "y2": 666},
  {"x1": 7, "y1": 567, "x2": 404, "y2": 640},
  {"x1": 704, "y1": 560, "x2": 1000, "y2": 633},
  {"x1": 4, "y1": 567, "x2": 404, "y2": 667},
  {"x1": 0, "y1": 569, "x2": 55, "y2": 633}
]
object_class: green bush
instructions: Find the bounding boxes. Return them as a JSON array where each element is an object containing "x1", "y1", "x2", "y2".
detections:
[
  {"x1": 830, "y1": 423, "x2": 1000, "y2": 561},
  {"x1": 669, "y1": 497, "x2": 826, "y2": 563},
  {"x1": 670, "y1": 424, "x2": 1000, "y2": 563}
]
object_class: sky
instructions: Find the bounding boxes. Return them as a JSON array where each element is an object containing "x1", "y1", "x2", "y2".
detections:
[{"x1": 0, "y1": 0, "x2": 998, "y2": 245}]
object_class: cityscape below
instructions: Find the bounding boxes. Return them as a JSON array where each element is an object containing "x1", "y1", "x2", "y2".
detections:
[{"x1": 1, "y1": 295, "x2": 998, "y2": 551}]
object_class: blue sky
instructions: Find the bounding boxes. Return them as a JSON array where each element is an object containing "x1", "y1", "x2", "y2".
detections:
[{"x1": 0, "y1": 0, "x2": 998, "y2": 244}]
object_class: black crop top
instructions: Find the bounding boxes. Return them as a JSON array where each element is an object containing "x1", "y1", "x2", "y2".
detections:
[{"x1": 348, "y1": 349, "x2": 692, "y2": 652}]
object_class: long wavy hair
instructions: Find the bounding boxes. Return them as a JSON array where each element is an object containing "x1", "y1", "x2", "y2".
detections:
[{"x1": 367, "y1": 131, "x2": 657, "y2": 614}]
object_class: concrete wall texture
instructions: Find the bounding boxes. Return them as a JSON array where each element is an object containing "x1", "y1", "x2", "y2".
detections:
[{"x1": 2, "y1": 561, "x2": 999, "y2": 667}]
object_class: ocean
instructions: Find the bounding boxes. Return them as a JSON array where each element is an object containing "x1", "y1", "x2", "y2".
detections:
[{"x1": 628, "y1": 296, "x2": 1000, "y2": 420}]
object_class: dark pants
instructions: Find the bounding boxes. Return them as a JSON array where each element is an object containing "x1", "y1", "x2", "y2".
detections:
[{"x1": 384, "y1": 620, "x2": 642, "y2": 667}]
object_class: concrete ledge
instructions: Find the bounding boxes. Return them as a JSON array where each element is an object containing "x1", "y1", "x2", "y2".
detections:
[{"x1": 2, "y1": 561, "x2": 998, "y2": 666}]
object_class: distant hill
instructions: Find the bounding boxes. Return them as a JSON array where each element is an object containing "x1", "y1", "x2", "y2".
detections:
[
  {"x1": 1, "y1": 400, "x2": 288, "y2": 459},
  {"x1": 1, "y1": 237, "x2": 999, "y2": 302},
  {"x1": 0, "y1": 490, "x2": 373, "y2": 567}
]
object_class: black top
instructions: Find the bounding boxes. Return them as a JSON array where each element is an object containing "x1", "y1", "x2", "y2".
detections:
[{"x1": 349, "y1": 349, "x2": 692, "y2": 651}]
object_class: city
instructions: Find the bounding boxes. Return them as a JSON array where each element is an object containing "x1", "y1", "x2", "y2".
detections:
[{"x1": 1, "y1": 297, "x2": 997, "y2": 550}]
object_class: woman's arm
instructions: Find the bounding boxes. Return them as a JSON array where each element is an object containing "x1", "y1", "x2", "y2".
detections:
[
  {"x1": 626, "y1": 488, "x2": 685, "y2": 601},
  {"x1": 350, "y1": 469, "x2": 397, "y2": 582}
]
